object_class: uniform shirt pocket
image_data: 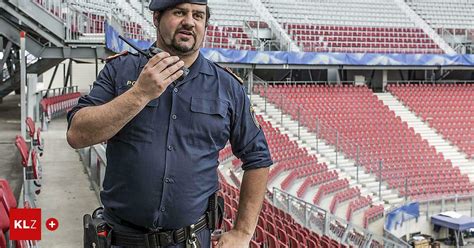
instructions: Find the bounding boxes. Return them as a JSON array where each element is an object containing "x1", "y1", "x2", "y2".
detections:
[
  {"x1": 114, "y1": 86, "x2": 159, "y2": 143},
  {"x1": 190, "y1": 97, "x2": 227, "y2": 118},
  {"x1": 188, "y1": 97, "x2": 229, "y2": 150}
]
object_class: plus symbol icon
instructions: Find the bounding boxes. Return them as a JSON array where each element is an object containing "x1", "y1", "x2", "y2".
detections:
[{"x1": 46, "y1": 218, "x2": 59, "y2": 231}]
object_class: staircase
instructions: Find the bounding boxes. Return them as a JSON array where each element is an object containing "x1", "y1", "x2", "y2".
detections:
[
  {"x1": 376, "y1": 93, "x2": 474, "y2": 180},
  {"x1": 0, "y1": 58, "x2": 64, "y2": 99},
  {"x1": 247, "y1": 0, "x2": 299, "y2": 51},
  {"x1": 392, "y1": 0, "x2": 457, "y2": 55},
  {"x1": 0, "y1": 0, "x2": 114, "y2": 98}
]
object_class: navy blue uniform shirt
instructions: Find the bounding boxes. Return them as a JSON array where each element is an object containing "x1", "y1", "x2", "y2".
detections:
[{"x1": 67, "y1": 50, "x2": 272, "y2": 231}]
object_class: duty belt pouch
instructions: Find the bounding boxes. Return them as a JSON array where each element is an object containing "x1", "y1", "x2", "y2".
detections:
[{"x1": 83, "y1": 208, "x2": 111, "y2": 248}]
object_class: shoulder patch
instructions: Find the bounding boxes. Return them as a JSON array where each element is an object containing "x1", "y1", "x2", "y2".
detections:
[
  {"x1": 250, "y1": 105, "x2": 260, "y2": 129},
  {"x1": 106, "y1": 50, "x2": 129, "y2": 62},
  {"x1": 214, "y1": 63, "x2": 244, "y2": 85}
]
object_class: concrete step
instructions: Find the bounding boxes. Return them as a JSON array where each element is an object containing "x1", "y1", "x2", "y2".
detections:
[{"x1": 376, "y1": 93, "x2": 474, "y2": 182}]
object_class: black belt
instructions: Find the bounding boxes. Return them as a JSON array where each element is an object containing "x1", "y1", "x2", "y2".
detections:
[{"x1": 111, "y1": 215, "x2": 208, "y2": 248}]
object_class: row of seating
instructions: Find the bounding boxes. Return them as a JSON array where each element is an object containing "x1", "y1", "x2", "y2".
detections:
[
  {"x1": 284, "y1": 24, "x2": 424, "y2": 33},
  {"x1": 406, "y1": 0, "x2": 474, "y2": 29},
  {"x1": 313, "y1": 179, "x2": 350, "y2": 205},
  {"x1": 15, "y1": 133, "x2": 42, "y2": 204},
  {"x1": 296, "y1": 171, "x2": 338, "y2": 198},
  {"x1": 40, "y1": 92, "x2": 81, "y2": 130},
  {"x1": 280, "y1": 163, "x2": 328, "y2": 191},
  {"x1": 329, "y1": 188, "x2": 360, "y2": 214},
  {"x1": 362, "y1": 205, "x2": 384, "y2": 229},
  {"x1": 0, "y1": 178, "x2": 37, "y2": 248},
  {"x1": 346, "y1": 196, "x2": 373, "y2": 221}
]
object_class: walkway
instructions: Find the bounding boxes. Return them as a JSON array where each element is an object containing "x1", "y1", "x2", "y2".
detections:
[{"x1": 35, "y1": 118, "x2": 99, "y2": 247}]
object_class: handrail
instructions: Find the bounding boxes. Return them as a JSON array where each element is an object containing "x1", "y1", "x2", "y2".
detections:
[
  {"x1": 83, "y1": 144, "x2": 107, "y2": 199},
  {"x1": 272, "y1": 188, "x2": 409, "y2": 247},
  {"x1": 2, "y1": 53, "x2": 38, "y2": 82},
  {"x1": 37, "y1": 86, "x2": 79, "y2": 98}
]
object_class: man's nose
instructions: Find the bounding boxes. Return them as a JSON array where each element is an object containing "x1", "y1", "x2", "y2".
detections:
[{"x1": 181, "y1": 13, "x2": 195, "y2": 28}]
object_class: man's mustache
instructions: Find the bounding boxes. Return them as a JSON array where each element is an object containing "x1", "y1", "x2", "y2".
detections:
[{"x1": 176, "y1": 28, "x2": 196, "y2": 38}]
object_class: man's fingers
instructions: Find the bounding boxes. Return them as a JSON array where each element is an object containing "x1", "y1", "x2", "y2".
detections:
[
  {"x1": 162, "y1": 69, "x2": 184, "y2": 86},
  {"x1": 153, "y1": 56, "x2": 180, "y2": 73},
  {"x1": 160, "y1": 60, "x2": 185, "y2": 80},
  {"x1": 146, "y1": 52, "x2": 170, "y2": 68}
]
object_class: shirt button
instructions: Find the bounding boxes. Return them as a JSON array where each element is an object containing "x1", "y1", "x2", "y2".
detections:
[
  {"x1": 160, "y1": 207, "x2": 166, "y2": 212},
  {"x1": 165, "y1": 178, "x2": 170, "y2": 183},
  {"x1": 167, "y1": 145, "x2": 173, "y2": 151},
  {"x1": 171, "y1": 114, "x2": 177, "y2": 120},
  {"x1": 173, "y1": 88, "x2": 179, "y2": 93}
]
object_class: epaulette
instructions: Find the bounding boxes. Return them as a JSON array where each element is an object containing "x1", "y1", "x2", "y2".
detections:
[
  {"x1": 106, "y1": 50, "x2": 129, "y2": 62},
  {"x1": 215, "y1": 63, "x2": 244, "y2": 85}
]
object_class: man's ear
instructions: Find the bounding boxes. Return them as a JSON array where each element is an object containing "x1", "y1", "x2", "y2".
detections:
[{"x1": 153, "y1": 11, "x2": 160, "y2": 27}]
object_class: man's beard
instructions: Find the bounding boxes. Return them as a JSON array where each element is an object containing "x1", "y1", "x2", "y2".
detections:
[{"x1": 170, "y1": 33, "x2": 198, "y2": 54}]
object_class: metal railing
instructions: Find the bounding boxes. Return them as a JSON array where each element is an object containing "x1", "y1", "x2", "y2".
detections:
[
  {"x1": 78, "y1": 144, "x2": 107, "y2": 200},
  {"x1": 387, "y1": 81, "x2": 474, "y2": 86},
  {"x1": 29, "y1": 0, "x2": 155, "y2": 43},
  {"x1": 37, "y1": 86, "x2": 79, "y2": 98},
  {"x1": 273, "y1": 188, "x2": 409, "y2": 247}
]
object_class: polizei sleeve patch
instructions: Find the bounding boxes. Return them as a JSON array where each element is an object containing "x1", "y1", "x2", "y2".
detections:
[
  {"x1": 214, "y1": 63, "x2": 244, "y2": 84},
  {"x1": 105, "y1": 50, "x2": 129, "y2": 62}
]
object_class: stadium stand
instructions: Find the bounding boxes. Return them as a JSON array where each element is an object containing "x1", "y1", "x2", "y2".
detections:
[
  {"x1": 262, "y1": 0, "x2": 443, "y2": 53},
  {"x1": 256, "y1": 84, "x2": 474, "y2": 200},
  {"x1": 406, "y1": 0, "x2": 474, "y2": 30},
  {"x1": 388, "y1": 83, "x2": 474, "y2": 159},
  {"x1": 205, "y1": 0, "x2": 263, "y2": 50}
]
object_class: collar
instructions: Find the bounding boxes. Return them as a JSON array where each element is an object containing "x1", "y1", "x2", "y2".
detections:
[{"x1": 196, "y1": 52, "x2": 214, "y2": 76}]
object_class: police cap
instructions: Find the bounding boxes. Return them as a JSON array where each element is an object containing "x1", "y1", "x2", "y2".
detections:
[{"x1": 149, "y1": 0, "x2": 207, "y2": 11}]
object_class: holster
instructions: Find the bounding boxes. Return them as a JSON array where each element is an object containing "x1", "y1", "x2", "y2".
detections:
[
  {"x1": 207, "y1": 193, "x2": 224, "y2": 231},
  {"x1": 83, "y1": 207, "x2": 111, "y2": 248}
]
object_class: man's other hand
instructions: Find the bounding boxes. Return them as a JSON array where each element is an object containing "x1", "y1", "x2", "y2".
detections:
[{"x1": 212, "y1": 229, "x2": 252, "y2": 248}]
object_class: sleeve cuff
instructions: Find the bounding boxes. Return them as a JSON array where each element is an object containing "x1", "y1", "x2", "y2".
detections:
[{"x1": 241, "y1": 151, "x2": 273, "y2": 171}]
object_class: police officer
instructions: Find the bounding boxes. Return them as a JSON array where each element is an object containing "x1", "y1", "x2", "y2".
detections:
[{"x1": 67, "y1": 0, "x2": 273, "y2": 247}]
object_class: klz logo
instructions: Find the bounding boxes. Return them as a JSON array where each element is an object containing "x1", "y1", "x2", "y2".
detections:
[{"x1": 10, "y1": 208, "x2": 41, "y2": 240}]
